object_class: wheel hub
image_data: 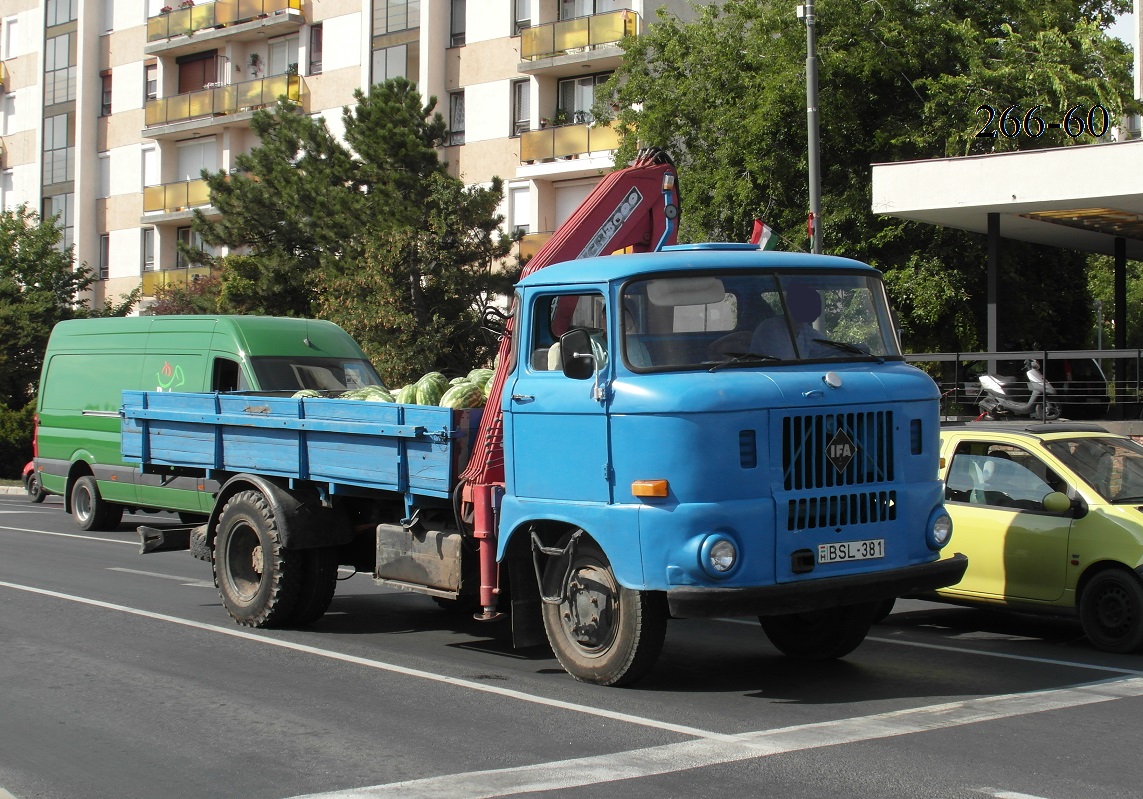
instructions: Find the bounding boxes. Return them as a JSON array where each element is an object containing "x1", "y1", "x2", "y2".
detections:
[
  {"x1": 562, "y1": 567, "x2": 617, "y2": 651},
  {"x1": 1096, "y1": 585, "x2": 1132, "y2": 632}
]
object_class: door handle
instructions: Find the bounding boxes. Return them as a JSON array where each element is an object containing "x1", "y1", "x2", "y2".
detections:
[{"x1": 511, "y1": 394, "x2": 535, "y2": 403}]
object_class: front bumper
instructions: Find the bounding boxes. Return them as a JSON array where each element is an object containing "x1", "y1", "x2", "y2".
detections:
[{"x1": 667, "y1": 553, "x2": 968, "y2": 618}]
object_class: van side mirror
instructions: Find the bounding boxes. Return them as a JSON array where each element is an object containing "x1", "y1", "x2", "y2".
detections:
[{"x1": 560, "y1": 329, "x2": 595, "y2": 380}]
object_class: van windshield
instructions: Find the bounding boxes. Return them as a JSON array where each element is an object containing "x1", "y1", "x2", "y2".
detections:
[
  {"x1": 248, "y1": 357, "x2": 385, "y2": 392},
  {"x1": 621, "y1": 271, "x2": 901, "y2": 371}
]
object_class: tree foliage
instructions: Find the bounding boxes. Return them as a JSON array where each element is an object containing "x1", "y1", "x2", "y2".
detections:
[
  {"x1": 601, "y1": 0, "x2": 1136, "y2": 352},
  {"x1": 0, "y1": 204, "x2": 136, "y2": 475},
  {"x1": 188, "y1": 79, "x2": 516, "y2": 380}
]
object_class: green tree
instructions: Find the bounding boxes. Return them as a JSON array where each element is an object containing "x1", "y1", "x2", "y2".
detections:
[
  {"x1": 188, "y1": 79, "x2": 515, "y2": 380},
  {"x1": 0, "y1": 204, "x2": 136, "y2": 475},
  {"x1": 601, "y1": 0, "x2": 1135, "y2": 352}
]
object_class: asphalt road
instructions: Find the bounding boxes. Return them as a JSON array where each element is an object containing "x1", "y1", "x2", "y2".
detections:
[{"x1": 2, "y1": 492, "x2": 1142, "y2": 799}]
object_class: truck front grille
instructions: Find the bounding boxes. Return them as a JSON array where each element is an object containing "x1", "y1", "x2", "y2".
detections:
[
  {"x1": 786, "y1": 490, "x2": 897, "y2": 531},
  {"x1": 782, "y1": 411, "x2": 894, "y2": 490}
]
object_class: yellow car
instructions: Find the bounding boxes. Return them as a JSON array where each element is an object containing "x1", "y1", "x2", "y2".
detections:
[{"x1": 926, "y1": 423, "x2": 1143, "y2": 653}]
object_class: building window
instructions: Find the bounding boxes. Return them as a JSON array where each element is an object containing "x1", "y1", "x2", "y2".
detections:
[
  {"x1": 44, "y1": 33, "x2": 77, "y2": 106},
  {"x1": 557, "y1": 72, "x2": 611, "y2": 125},
  {"x1": 42, "y1": 113, "x2": 74, "y2": 186},
  {"x1": 46, "y1": 0, "x2": 78, "y2": 27},
  {"x1": 100, "y1": 72, "x2": 112, "y2": 116},
  {"x1": 511, "y1": 79, "x2": 529, "y2": 137},
  {"x1": 142, "y1": 228, "x2": 155, "y2": 272},
  {"x1": 450, "y1": 0, "x2": 466, "y2": 47},
  {"x1": 372, "y1": 43, "x2": 418, "y2": 84},
  {"x1": 176, "y1": 226, "x2": 214, "y2": 268},
  {"x1": 513, "y1": 0, "x2": 530, "y2": 35},
  {"x1": 448, "y1": 91, "x2": 465, "y2": 145},
  {"x1": 145, "y1": 63, "x2": 158, "y2": 101},
  {"x1": 510, "y1": 185, "x2": 529, "y2": 236},
  {"x1": 98, "y1": 234, "x2": 110, "y2": 280},
  {"x1": 2, "y1": 94, "x2": 14, "y2": 136},
  {"x1": 268, "y1": 34, "x2": 299, "y2": 76},
  {"x1": 97, "y1": 152, "x2": 110, "y2": 198},
  {"x1": 308, "y1": 24, "x2": 323, "y2": 75},
  {"x1": 2, "y1": 19, "x2": 19, "y2": 60},
  {"x1": 43, "y1": 193, "x2": 74, "y2": 251},
  {"x1": 0, "y1": 170, "x2": 13, "y2": 211},
  {"x1": 372, "y1": 0, "x2": 420, "y2": 36}
]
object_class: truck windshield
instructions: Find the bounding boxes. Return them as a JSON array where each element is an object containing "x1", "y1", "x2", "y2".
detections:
[
  {"x1": 248, "y1": 357, "x2": 385, "y2": 392},
  {"x1": 621, "y1": 272, "x2": 902, "y2": 370}
]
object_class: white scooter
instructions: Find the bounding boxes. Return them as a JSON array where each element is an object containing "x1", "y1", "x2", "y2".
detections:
[{"x1": 975, "y1": 359, "x2": 1061, "y2": 421}]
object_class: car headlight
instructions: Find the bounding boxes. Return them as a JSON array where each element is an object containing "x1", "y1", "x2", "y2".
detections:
[
  {"x1": 700, "y1": 534, "x2": 739, "y2": 578},
  {"x1": 927, "y1": 509, "x2": 953, "y2": 551}
]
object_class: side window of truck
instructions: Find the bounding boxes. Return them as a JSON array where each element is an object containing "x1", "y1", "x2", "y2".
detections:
[
  {"x1": 212, "y1": 358, "x2": 246, "y2": 392},
  {"x1": 529, "y1": 293, "x2": 606, "y2": 372}
]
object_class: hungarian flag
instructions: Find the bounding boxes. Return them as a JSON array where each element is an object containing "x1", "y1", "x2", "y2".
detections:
[{"x1": 750, "y1": 219, "x2": 777, "y2": 250}]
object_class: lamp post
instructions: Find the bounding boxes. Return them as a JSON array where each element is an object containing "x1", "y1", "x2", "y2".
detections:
[{"x1": 797, "y1": 1, "x2": 822, "y2": 254}]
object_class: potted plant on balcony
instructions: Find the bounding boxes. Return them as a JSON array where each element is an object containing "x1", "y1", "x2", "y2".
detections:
[
  {"x1": 248, "y1": 52, "x2": 263, "y2": 79},
  {"x1": 179, "y1": 0, "x2": 194, "y2": 7},
  {"x1": 160, "y1": 5, "x2": 173, "y2": 12},
  {"x1": 553, "y1": 108, "x2": 569, "y2": 126}
]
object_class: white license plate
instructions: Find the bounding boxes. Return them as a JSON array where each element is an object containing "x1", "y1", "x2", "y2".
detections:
[{"x1": 818, "y1": 538, "x2": 885, "y2": 563}]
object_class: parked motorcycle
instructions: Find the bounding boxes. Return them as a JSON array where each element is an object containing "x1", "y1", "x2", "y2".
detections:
[{"x1": 975, "y1": 358, "x2": 1061, "y2": 421}]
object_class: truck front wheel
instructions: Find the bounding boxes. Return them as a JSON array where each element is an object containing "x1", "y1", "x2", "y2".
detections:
[
  {"x1": 760, "y1": 601, "x2": 879, "y2": 660},
  {"x1": 71, "y1": 475, "x2": 123, "y2": 531},
  {"x1": 213, "y1": 490, "x2": 302, "y2": 628},
  {"x1": 541, "y1": 536, "x2": 667, "y2": 686}
]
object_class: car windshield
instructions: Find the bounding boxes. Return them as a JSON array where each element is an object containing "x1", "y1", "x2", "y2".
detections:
[
  {"x1": 1044, "y1": 436, "x2": 1143, "y2": 503},
  {"x1": 248, "y1": 357, "x2": 385, "y2": 392},
  {"x1": 620, "y1": 271, "x2": 901, "y2": 370}
]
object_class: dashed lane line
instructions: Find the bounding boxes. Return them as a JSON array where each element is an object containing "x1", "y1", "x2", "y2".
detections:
[{"x1": 106, "y1": 566, "x2": 215, "y2": 588}]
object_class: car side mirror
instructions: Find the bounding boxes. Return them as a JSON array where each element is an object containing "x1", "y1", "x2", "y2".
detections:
[
  {"x1": 560, "y1": 328, "x2": 595, "y2": 380},
  {"x1": 1042, "y1": 491, "x2": 1072, "y2": 514}
]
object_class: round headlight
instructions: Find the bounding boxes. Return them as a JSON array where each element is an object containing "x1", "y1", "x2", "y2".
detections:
[
  {"x1": 709, "y1": 539, "x2": 737, "y2": 572},
  {"x1": 928, "y1": 511, "x2": 953, "y2": 550}
]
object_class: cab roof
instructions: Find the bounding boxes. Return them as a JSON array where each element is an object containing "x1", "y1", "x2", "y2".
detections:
[{"x1": 514, "y1": 246, "x2": 879, "y2": 289}]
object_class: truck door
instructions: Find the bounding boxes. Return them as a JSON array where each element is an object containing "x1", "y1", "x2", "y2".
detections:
[{"x1": 506, "y1": 291, "x2": 612, "y2": 504}]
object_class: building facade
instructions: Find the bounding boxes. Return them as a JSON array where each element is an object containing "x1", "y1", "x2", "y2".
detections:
[{"x1": 0, "y1": 0, "x2": 694, "y2": 312}]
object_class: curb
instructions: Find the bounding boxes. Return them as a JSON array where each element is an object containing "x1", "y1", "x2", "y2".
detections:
[{"x1": 0, "y1": 486, "x2": 27, "y2": 495}]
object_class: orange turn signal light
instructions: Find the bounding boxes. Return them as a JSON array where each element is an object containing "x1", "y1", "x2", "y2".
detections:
[{"x1": 632, "y1": 479, "x2": 669, "y2": 498}]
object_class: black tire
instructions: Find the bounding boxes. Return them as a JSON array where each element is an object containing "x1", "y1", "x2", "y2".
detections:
[
  {"x1": 213, "y1": 490, "x2": 302, "y2": 628},
  {"x1": 1079, "y1": 569, "x2": 1143, "y2": 653},
  {"x1": 760, "y1": 601, "x2": 879, "y2": 660},
  {"x1": 189, "y1": 525, "x2": 211, "y2": 562},
  {"x1": 25, "y1": 472, "x2": 47, "y2": 504},
  {"x1": 540, "y1": 534, "x2": 667, "y2": 686},
  {"x1": 291, "y1": 547, "x2": 339, "y2": 626},
  {"x1": 872, "y1": 597, "x2": 896, "y2": 624},
  {"x1": 70, "y1": 475, "x2": 124, "y2": 531}
]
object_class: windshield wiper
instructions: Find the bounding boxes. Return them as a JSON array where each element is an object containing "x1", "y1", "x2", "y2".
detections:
[
  {"x1": 811, "y1": 338, "x2": 883, "y2": 362},
  {"x1": 709, "y1": 352, "x2": 780, "y2": 372}
]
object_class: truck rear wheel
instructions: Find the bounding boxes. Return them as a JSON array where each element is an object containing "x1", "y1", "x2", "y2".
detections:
[
  {"x1": 291, "y1": 547, "x2": 339, "y2": 625},
  {"x1": 213, "y1": 490, "x2": 302, "y2": 628},
  {"x1": 540, "y1": 536, "x2": 667, "y2": 686},
  {"x1": 760, "y1": 601, "x2": 879, "y2": 660},
  {"x1": 71, "y1": 475, "x2": 123, "y2": 531}
]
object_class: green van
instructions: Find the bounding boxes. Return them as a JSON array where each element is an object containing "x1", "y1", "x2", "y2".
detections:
[{"x1": 35, "y1": 315, "x2": 384, "y2": 531}]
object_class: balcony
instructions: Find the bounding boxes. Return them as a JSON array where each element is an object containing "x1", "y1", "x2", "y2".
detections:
[
  {"x1": 147, "y1": 0, "x2": 302, "y2": 44},
  {"x1": 519, "y1": 10, "x2": 639, "y2": 76},
  {"x1": 144, "y1": 75, "x2": 303, "y2": 136},
  {"x1": 520, "y1": 122, "x2": 619, "y2": 164},
  {"x1": 144, "y1": 179, "x2": 211, "y2": 215},
  {"x1": 142, "y1": 265, "x2": 217, "y2": 296},
  {"x1": 519, "y1": 232, "x2": 553, "y2": 261},
  {"x1": 0, "y1": 61, "x2": 6, "y2": 88}
]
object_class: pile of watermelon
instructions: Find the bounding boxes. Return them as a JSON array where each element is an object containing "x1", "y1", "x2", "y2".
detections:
[{"x1": 293, "y1": 367, "x2": 493, "y2": 410}]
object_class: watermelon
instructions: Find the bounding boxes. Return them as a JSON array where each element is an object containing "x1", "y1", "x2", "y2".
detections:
[
  {"x1": 467, "y1": 368, "x2": 494, "y2": 397},
  {"x1": 293, "y1": 389, "x2": 322, "y2": 399},
  {"x1": 439, "y1": 381, "x2": 485, "y2": 409},
  {"x1": 449, "y1": 376, "x2": 469, "y2": 386},
  {"x1": 360, "y1": 386, "x2": 394, "y2": 402},
  {"x1": 415, "y1": 372, "x2": 449, "y2": 406},
  {"x1": 396, "y1": 384, "x2": 418, "y2": 404}
]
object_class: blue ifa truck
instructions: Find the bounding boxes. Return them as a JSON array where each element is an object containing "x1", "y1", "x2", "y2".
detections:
[{"x1": 122, "y1": 151, "x2": 966, "y2": 685}]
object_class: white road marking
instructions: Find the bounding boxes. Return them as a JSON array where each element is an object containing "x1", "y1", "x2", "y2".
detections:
[
  {"x1": 0, "y1": 524, "x2": 130, "y2": 545},
  {"x1": 285, "y1": 675, "x2": 1143, "y2": 798},
  {"x1": 987, "y1": 792, "x2": 1054, "y2": 799},
  {"x1": 0, "y1": 580, "x2": 734, "y2": 742},
  {"x1": 106, "y1": 566, "x2": 214, "y2": 588}
]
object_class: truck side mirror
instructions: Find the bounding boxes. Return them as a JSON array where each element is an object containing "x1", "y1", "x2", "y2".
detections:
[{"x1": 559, "y1": 329, "x2": 595, "y2": 380}]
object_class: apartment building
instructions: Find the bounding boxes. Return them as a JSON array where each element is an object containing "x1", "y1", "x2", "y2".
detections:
[{"x1": 0, "y1": 0, "x2": 695, "y2": 313}]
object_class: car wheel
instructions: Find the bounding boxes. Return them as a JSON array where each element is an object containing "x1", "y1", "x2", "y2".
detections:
[
  {"x1": 1079, "y1": 569, "x2": 1143, "y2": 654},
  {"x1": 25, "y1": 471, "x2": 47, "y2": 504}
]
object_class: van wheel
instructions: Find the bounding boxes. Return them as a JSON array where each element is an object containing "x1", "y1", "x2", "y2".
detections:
[
  {"x1": 25, "y1": 471, "x2": 47, "y2": 503},
  {"x1": 540, "y1": 535, "x2": 667, "y2": 686},
  {"x1": 213, "y1": 490, "x2": 302, "y2": 628},
  {"x1": 71, "y1": 476, "x2": 124, "y2": 531},
  {"x1": 760, "y1": 601, "x2": 879, "y2": 660}
]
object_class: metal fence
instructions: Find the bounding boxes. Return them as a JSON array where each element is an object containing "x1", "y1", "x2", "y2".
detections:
[{"x1": 902, "y1": 349, "x2": 1143, "y2": 421}]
